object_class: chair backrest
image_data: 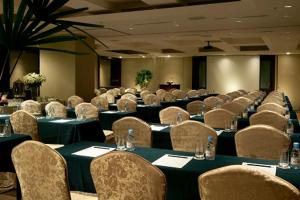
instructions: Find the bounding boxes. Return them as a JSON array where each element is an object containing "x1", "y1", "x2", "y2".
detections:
[
  {"x1": 216, "y1": 94, "x2": 232, "y2": 103},
  {"x1": 171, "y1": 89, "x2": 187, "y2": 99},
  {"x1": 161, "y1": 92, "x2": 176, "y2": 102},
  {"x1": 187, "y1": 90, "x2": 199, "y2": 98},
  {"x1": 12, "y1": 141, "x2": 71, "y2": 200},
  {"x1": 156, "y1": 89, "x2": 166, "y2": 96},
  {"x1": 159, "y1": 106, "x2": 190, "y2": 124},
  {"x1": 198, "y1": 165, "x2": 300, "y2": 200},
  {"x1": 186, "y1": 100, "x2": 208, "y2": 115},
  {"x1": 45, "y1": 101, "x2": 67, "y2": 118},
  {"x1": 204, "y1": 108, "x2": 235, "y2": 129},
  {"x1": 257, "y1": 103, "x2": 286, "y2": 115},
  {"x1": 116, "y1": 98, "x2": 137, "y2": 112},
  {"x1": 226, "y1": 91, "x2": 242, "y2": 99},
  {"x1": 121, "y1": 93, "x2": 137, "y2": 102},
  {"x1": 20, "y1": 100, "x2": 41, "y2": 114},
  {"x1": 67, "y1": 95, "x2": 84, "y2": 108},
  {"x1": 90, "y1": 151, "x2": 166, "y2": 200},
  {"x1": 203, "y1": 96, "x2": 223, "y2": 109},
  {"x1": 140, "y1": 90, "x2": 152, "y2": 100},
  {"x1": 106, "y1": 89, "x2": 117, "y2": 97},
  {"x1": 75, "y1": 103, "x2": 98, "y2": 119},
  {"x1": 100, "y1": 93, "x2": 115, "y2": 104},
  {"x1": 232, "y1": 96, "x2": 253, "y2": 108},
  {"x1": 112, "y1": 116, "x2": 152, "y2": 147},
  {"x1": 221, "y1": 101, "x2": 245, "y2": 116},
  {"x1": 91, "y1": 96, "x2": 109, "y2": 110},
  {"x1": 143, "y1": 94, "x2": 160, "y2": 105},
  {"x1": 10, "y1": 110, "x2": 40, "y2": 141},
  {"x1": 197, "y1": 89, "x2": 208, "y2": 95},
  {"x1": 249, "y1": 110, "x2": 287, "y2": 131},
  {"x1": 235, "y1": 125, "x2": 290, "y2": 160},
  {"x1": 124, "y1": 88, "x2": 136, "y2": 95},
  {"x1": 170, "y1": 120, "x2": 217, "y2": 152}
]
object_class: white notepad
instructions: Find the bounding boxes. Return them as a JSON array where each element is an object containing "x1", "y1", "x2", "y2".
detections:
[
  {"x1": 152, "y1": 154, "x2": 193, "y2": 168},
  {"x1": 216, "y1": 130, "x2": 223, "y2": 136},
  {"x1": 242, "y1": 162, "x2": 277, "y2": 176},
  {"x1": 72, "y1": 146, "x2": 115, "y2": 157},
  {"x1": 50, "y1": 119, "x2": 75, "y2": 123},
  {"x1": 150, "y1": 125, "x2": 168, "y2": 131}
]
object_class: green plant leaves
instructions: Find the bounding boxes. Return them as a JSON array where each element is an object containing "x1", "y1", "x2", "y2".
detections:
[{"x1": 136, "y1": 69, "x2": 153, "y2": 88}]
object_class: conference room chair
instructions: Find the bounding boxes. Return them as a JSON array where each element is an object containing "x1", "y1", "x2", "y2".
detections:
[
  {"x1": 257, "y1": 102, "x2": 286, "y2": 115},
  {"x1": 113, "y1": 88, "x2": 121, "y2": 96},
  {"x1": 159, "y1": 106, "x2": 190, "y2": 125},
  {"x1": 187, "y1": 89, "x2": 199, "y2": 98},
  {"x1": 106, "y1": 89, "x2": 118, "y2": 97},
  {"x1": 171, "y1": 89, "x2": 187, "y2": 99},
  {"x1": 156, "y1": 88, "x2": 166, "y2": 96},
  {"x1": 10, "y1": 110, "x2": 40, "y2": 141},
  {"x1": 238, "y1": 89, "x2": 248, "y2": 94},
  {"x1": 186, "y1": 100, "x2": 208, "y2": 115},
  {"x1": 161, "y1": 92, "x2": 177, "y2": 102},
  {"x1": 221, "y1": 101, "x2": 245, "y2": 116},
  {"x1": 100, "y1": 92, "x2": 115, "y2": 104},
  {"x1": 45, "y1": 101, "x2": 67, "y2": 118},
  {"x1": 198, "y1": 165, "x2": 300, "y2": 200},
  {"x1": 75, "y1": 103, "x2": 98, "y2": 119},
  {"x1": 112, "y1": 116, "x2": 152, "y2": 147},
  {"x1": 170, "y1": 120, "x2": 217, "y2": 152},
  {"x1": 91, "y1": 96, "x2": 109, "y2": 110},
  {"x1": 249, "y1": 110, "x2": 288, "y2": 131},
  {"x1": 232, "y1": 96, "x2": 253, "y2": 108},
  {"x1": 143, "y1": 94, "x2": 160, "y2": 105},
  {"x1": 226, "y1": 91, "x2": 242, "y2": 99},
  {"x1": 20, "y1": 100, "x2": 41, "y2": 114},
  {"x1": 124, "y1": 87, "x2": 136, "y2": 95},
  {"x1": 203, "y1": 96, "x2": 223, "y2": 110},
  {"x1": 204, "y1": 108, "x2": 235, "y2": 129},
  {"x1": 197, "y1": 88, "x2": 208, "y2": 95},
  {"x1": 67, "y1": 95, "x2": 84, "y2": 108},
  {"x1": 262, "y1": 98, "x2": 285, "y2": 107},
  {"x1": 140, "y1": 90, "x2": 152, "y2": 100},
  {"x1": 90, "y1": 151, "x2": 166, "y2": 200},
  {"x1": 116, "y1": 98, "x2": 137, "y2": 112},
  {"x1": 119, "y1": 87, "x2": 126, "y2": 95},
  {"x1": 12, "y1": 141, "x2": 97, "y2": 200},
  {"x1": 121, "y1": 93, "x2": 137, "y2": 102},
  {"x1": 216, "y1": 94, "x2": 232, "y2": 103},
  {"x1": 235, "y1": 125, "x2": 290, "y2": 160}
]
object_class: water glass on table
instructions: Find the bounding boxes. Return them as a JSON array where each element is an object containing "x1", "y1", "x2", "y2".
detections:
[
  {"x1": 278, "y1": 150, "x2": 290, "y2": 169},
  {"x1": 194, "y1": 141, "x2": 205, "y2": 160},
  {"x1": 116, "y1": 135, "x2": 127, "y2": 151}
]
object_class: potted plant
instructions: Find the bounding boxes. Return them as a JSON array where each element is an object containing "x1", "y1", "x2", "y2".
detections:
[
  {"x1": 135, "y1": 69, "x2": 153, "y2": 89},
  {"x1": 23, "y1": 72, "x2": 46, "y2": 99}
]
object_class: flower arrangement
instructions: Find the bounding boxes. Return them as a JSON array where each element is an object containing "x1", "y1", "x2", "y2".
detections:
[{"x1": 23, "y1": 73, "x2": 46, "y2": 88}]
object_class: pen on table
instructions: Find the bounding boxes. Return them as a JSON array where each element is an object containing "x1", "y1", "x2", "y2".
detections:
[
  {"x1": 167, "y1": 154, "x2": 189, "y2": 159},
  {"x1": 246, "y1": 163, "x2": 272, "y2": 168},
  {"x1": 92, "y1": 146, "x2": 111, "y2": 150}
]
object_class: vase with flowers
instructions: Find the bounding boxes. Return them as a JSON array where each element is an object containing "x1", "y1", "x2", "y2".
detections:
[{"x1": 23, "y1": 73, "x2": 46, "y2": 100}]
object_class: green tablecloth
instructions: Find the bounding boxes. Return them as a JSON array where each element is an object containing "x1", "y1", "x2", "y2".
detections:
[
  {"x1": 37, "y1": 118, "x2": 105, "y2": 144},
  {"x1": 99, "y1": 111, "x2": 137, "y2": 130},
  {"x1": 57, "y1": 141, "x2": 300, "y2": 200},
  {"x1": 0, "y1": 114, "x2": 10, "y2": 123},
  {"x1": 0, "y1": 134, "x2": 31, "y2": 172}
]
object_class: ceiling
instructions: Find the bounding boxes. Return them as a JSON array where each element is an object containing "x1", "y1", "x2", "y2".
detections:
[{"x1": 5, "y1": 0, "x2": 300, "y2": 58}]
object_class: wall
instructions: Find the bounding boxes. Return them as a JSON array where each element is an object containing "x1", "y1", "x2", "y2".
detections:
[
  {"x1": 277, "y1": 54, "x2": 300, "y2": 110},
  {"x1": 207, "y1": 56, "x2": 260, "y2": 94},
  {"x1": 99, "y1": 58, "x2": 111, "y2": 87},
  {"x1": 40, "y1": 42, "x2": 76, "y2": 101},
  {"x1": 121, "y1": 57, "x2": 192, "y2": 91}
]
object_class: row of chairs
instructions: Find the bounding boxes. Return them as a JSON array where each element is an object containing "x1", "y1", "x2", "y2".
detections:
[{"x1": 12, "y1": 141, "x2": 300, "y2": 200}]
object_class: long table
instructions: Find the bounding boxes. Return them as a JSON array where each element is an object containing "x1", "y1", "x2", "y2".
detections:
[{"x1": 57, "y1": 141, "x2": 300, "y2": 200}]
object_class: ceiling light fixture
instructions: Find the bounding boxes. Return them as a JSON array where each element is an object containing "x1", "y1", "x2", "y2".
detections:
[
  {"x1": 167, "y1": 55, "x2": 171, "y2": 58},
  {"x1": 236, "y1": 20, "x2": 242, "y2": 23},
  {"x1": 129, "y1": 27, "x2": 134, "y2": 30},
  {"x1": 284, "y1": 5, "x2": 292, "y2": 8},
  {"x1": 119, "y1": 56, "x2": 122, "y2": 59},
  {"x1": 286, "y1": 52, "x2": 291, "y2": 55}
]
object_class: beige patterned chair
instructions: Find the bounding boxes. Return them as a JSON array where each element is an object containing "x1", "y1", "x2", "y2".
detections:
[
  {"x1": 119, "y1": 87, "x2": 126, "y2": 95},
  {"x1": 170, "y1": 120, "x2": 217, "y2": 152},
  {"x1": 226, "y1": 91, "x2": 242, "y2": 99},
  {"x1": 100, "y1": 93, "x2": 115, "y2": 104},
  {"x1": 116, "y1": 98, "x2": 137, "y2": 112},
  {"x1": 203, "y1": 96, "x2": 223, "y2": 110},
  {"x1": 75, "y1": 103, "x2": 98, "y2": 119},
  {"x1": 125, "y1": 88, "x2": 136, "y2": 95},
  {"x1": 20, "y1": 100, "x2": 41, "y2": 114},
  {"x1": 262, "y1": 98, "x2": 285, "y2": 107},
  {"x1": 221, "y1": 101, "x2": 245, "y2": 116},
  {"x1": 197, "y1": 89, "x2": 208, "y2": 95},
  {"x1": 91, "y1": 96, "x2": 109, "y2": 110},
  {"x1": 198, "y1": 165, "x2": 300, "y2": 200},
  {"x1": 187, "y1": 90, "x2": 199, "y2": 98},
  {"x1": 186, "y1": 100, "x2": 208, "y2": 115},
  {"x1": 143, "y1": 94, "x2": 160, "y2": 105},
  {"x1": 10, "y1": 110, "x2": 40, "y2": 141},
  {"x1": 235, "y1": 125, "x2": 290, "y2": 160},
  {"x1": 156, "y1": 89, "x2": 166, "y2": 96},
  {"x1": 140, "y1": 90, "x2": 152, "y2": 100},
  {"x1": 121, "y1": 93, "x2": 137, "y2": 102},
  {"x1": 90, "y1": 151, "x2": 166, "y2": 200},
  {"x1": 232, "y1": 96, "x2": 253, "y2": 108},
  {"x1": 67, "y1": 95, "x2": 84, "y2": 108},
  {"x1": 107, "y1": 89, "x2": 117, "y2": 97},
  {"x1": 171, "y1": 89, "x2": 187, "y2": 99},
  {"x1": 161, "y1": 92, "x2": 176, "y2": 102},
  {"x1": 45, "y1": 101, "x2": 67, "y2": 118},
  {"x1": 217, "y1": 94, "x2": 232, "y2": 103},
  {"x1": 204, "y1": 108, "x2": 235, "y2": 129},
  {"x1": 159, "y1": 106, "x2": 190, "y2": 125},
  {"x1": 12, "y1": 141, "x2": 97, "y2": 200},
  {"x1": 249, "y1": 110, "x2": 288, "y2": 131},
  {"x1": 112, "y1": 117, "x2": 152, "y2": 147},
  {"x1": 257, "y1": 102, "x2": 286, "y2": 115}
]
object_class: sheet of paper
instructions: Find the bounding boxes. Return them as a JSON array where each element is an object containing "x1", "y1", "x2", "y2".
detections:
[
  {"x1": 50, "y1": 119, "x2": 75, "y2": 123},
  {"x1": 137, "y1": 104, "x2": 147, "y2": 107},
  {"x1": 242, "y1": 162, "x2": 277, "y2": 176},
  {"x1": 150, "y1": 125, "x2": 168, "y2": 131},
  {"x1": 152, "y1": 154, "x2": 193, "y2": 168},
  {"x1": 102, "y1": 110, "x2": 120, "y2": 114},
  {"x1": 216, "y1": 130, "x2": 223, "y2": 136},
  {"x1": 0, "y1": 114, "x2": 10, "y2": 117},
  {"x1": 72, "y1": 146, "x2": 115, "y2": 157}
]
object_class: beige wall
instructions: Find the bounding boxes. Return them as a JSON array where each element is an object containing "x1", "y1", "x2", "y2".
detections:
[
  {"x1": 277, "y1": 55, "x2": 300, "y2": 110},
  {"x1": 40, "y1": 42, "x2": 76, "y2": 101},
  {"x1": 99, "y1": 58, "x2": 111, "y2": 87},
  {"x1": 121, "y1": 57, "x2": 192, "y2": 91},
  {"x1": 207, "y1": 56, "x2": 260, "y2": 94}
]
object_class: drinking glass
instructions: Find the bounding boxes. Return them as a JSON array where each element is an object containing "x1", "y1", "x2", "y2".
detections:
[
  {"x1": 278, "y1": 150, "x2": 290, "y2": 169},
  {"x1": 194, "y1": 141, "x2": 205, "y2": 160},
  {"x1": 116, "y1": 135, "x2": 127, "y2": 151}
]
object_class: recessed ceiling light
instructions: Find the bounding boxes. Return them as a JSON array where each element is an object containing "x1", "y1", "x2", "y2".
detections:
[
  {"x1": 284, "y1": 5, "x2": 292, "y2": 8},
  {"x1": 119, "y1": 56, "x2": 122, "y2": 59},
  {"x1": 175, "y1": 23, "x2": 180, "y2": 27},
  {"x1": 284, "y1": 15, "x2": 291, "y2": 18},
  {"x1": 286, "y1": 52, "x2": 291, "y2": 55},
  {"x1": 129, "y1": 27, "x2": 134, "y2": 30},
  {"x1": 167, "y1": 55, "x2": 171, "y2": 58},
  {"x1": 235, "y1": 20, "x2": 242, "y2": 23},
  {"x1": 141, "y1": 55, "x2": 145, "y2": 58}
]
